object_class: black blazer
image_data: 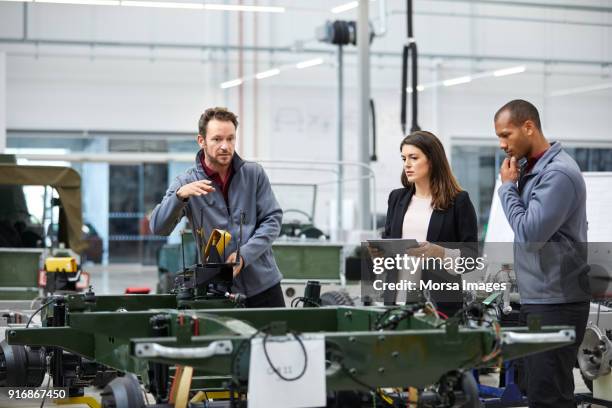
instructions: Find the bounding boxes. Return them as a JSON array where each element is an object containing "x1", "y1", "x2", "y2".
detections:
[
  {"x1": 382, "y1": 187, "x2": 478, "y2": 308},
  {"x1": 383, "y1": 188, "x2": 477, "y2": 244}
]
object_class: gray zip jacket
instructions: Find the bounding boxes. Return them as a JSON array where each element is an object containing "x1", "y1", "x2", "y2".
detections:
[
  {"x1": 499, "y1": 141, "x2": 590, "y2": 304},
  {"x1": 149, "y1": 151, "x2": 283, "y2": 297}
]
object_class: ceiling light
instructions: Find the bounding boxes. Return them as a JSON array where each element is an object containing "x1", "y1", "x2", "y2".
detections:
[
  {"x1": 204, "y1": 4, "x2": 284, "y2": 13},
  {"x1": 296, "y1": 58, "x2": 324, "y2": 69},
  {"x1": 493, "y1": 66, "x2": 526, "y2": 77},
  {"x1": 443, "y1": 76, "x2": 472, "y2": 87},
  {"x1": 331, "y1": 1, "x2": 357, "y2": 13},
  {"x1": 122, "y1": 0, "x2": 202, "y2": 8},
  {"x1": 220, "y1": 79, "x2": 243, "y2": 89},
  {"x1": 255, "y1": 68, "x2": 281, "y2": 80},
  {"x1": 406, "y1": 85, "x2": 425, "y2": 93},
  {"x1": 37, "y1": 0, "x2": 119, "y2": 4},
  {"x1": 550, "y1": 82, "x2": 612, "y2": 97}
]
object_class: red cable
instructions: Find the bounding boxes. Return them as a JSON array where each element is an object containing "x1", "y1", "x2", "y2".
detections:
[{"x1": 435, "y1": 310, "x2": 449, "y2": 320}]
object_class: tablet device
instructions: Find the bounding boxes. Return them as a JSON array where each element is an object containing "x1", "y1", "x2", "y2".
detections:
[{"x1": 366, "y1": 238, "x2": 419, "y2": 256}]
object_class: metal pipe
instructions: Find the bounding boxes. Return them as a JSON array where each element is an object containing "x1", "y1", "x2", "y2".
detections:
[
  {"x1": 336, "y1": 44, "x2": 343, "y2": 237},
  {"x1": 374, "y1": 0, "x2": 388, "y2": 36},
  {"x1": 22, "y1": 3, "x2": 28, "y2": 40},
  {"x1": 426, "y1": 0, "x2": 612, "y2": 14},
  {"x1": 238, "y1": 1, "x2": 244, "y2": 155},
  {"x1": 357, "y1": 0, "x2": 372, "y2": 230},
  {"x1": 1, "y1": 37, "x2": 610, "y2": 66},
  {"x1": 395, "y1": 9, "x2": 612, "y2": 29}
]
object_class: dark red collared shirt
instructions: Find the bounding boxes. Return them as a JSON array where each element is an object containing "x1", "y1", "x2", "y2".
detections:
[
  {"x1": 201, "y1": 156, "x2": 234, "y2": 205},
  {"x1": 524, "y1": 148, "x2": 549, "y2": 175}
]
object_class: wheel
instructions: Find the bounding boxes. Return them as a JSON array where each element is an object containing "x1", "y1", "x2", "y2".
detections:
[
  {"x1": 435, "y1": 371, "x2": 480, "y2": 408},
  {"x1": 101, "y1": 374, "x2": 145, "y2": 408},
  {"x1": 459, "y1": 371, "x2": 480, "y2": 408},
  {"x1": 0, "y1": 340, "x2": 45, "y2": 387},
  {"x1": 320, "y1": 291, "x2": 354, "y2": 306}
]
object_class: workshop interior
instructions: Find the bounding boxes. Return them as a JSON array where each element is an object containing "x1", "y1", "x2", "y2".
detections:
[{"x1": 0, "y1": 0, "x2": 612, "y2": 407}]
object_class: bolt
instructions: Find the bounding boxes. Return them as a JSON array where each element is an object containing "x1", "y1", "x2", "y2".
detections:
[
  {"x1": 378, "y1": 335, "x2": 385, "y2": 342},
  {"x1": 378, "y1": 367, "x2": 385, "y2": 373},
  {"x1": 349, "y1": 368, "x2": 357, "y2": 374},
  {"x1": 392, "y1": 351, "x2": 399, "y2": 358},
  {"x1": 344, "y1": 311, "x2": 353, "y2": 318},
  {"x1": 349, "y1": 336, "x2": 355, "y2": 343}
]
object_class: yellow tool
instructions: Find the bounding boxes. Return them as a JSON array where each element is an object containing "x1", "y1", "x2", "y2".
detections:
[
  {"x1": 190, "y1": 390, "x2": 236, "y2": 402},
  {"x1": 174, "y1": 365, "x2": 194, "y2": 408},
  {"x1": 203, "y1": 229, "x2": 232, "y2": 260},
  {"x1": 55, "y1": 396, "x2": 100, "y2": 408},
  {"x1": 45, "y1": 257, "x2": 78, "y2": 273}
]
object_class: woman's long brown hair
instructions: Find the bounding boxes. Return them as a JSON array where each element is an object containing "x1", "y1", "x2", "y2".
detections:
[{"x1": 400, "y1": 131, "x2": 462, "y2": 211}]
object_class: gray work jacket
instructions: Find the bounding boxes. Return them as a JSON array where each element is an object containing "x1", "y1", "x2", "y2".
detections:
[
  {"x1": 499, "y1": 141, "x2": 590, "y2": 304},
  {"x1": 150, "y1": 151, "x2": 283, "y2": 296}
]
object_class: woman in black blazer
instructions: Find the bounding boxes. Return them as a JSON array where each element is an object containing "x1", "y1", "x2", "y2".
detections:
[{"x1": 382, "y1": 131, "x2": 478, "y2": 316}]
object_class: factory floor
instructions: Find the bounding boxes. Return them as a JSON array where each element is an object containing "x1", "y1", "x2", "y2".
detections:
[{"x1": 3, "y1": 263, "x2": 600, "y2": 408}]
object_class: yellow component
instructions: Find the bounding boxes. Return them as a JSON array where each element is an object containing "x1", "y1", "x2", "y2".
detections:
[
  {"x1": 54, "y1": 396, "x2": 101, "y2": 408},
  {"x1": 174, "y1": 365, "x2": 194, "y2": 408},
  {"x1": 203, "y1": 229, "x2": 232, "y2": 260},
  {"x1": 190, "y1": 391, "x2": 207, "y2": 403},
  {"x1": 202, "y1": 391, "x2": 236, "y2": 399},
  {"x1": 409, "y1": 387, "x2": 419, "y2": 407},
  {"x1": 45, "y1": 257, "x2": 78, "y2": 273}
]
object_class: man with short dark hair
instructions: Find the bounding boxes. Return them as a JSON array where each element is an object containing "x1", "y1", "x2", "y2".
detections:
[
  {"x1": 150, "y1": 107, "x2": 285, "y2": 307},
  {"x1": 494, "y1": 99, "x2": 590, "y2": 407}
]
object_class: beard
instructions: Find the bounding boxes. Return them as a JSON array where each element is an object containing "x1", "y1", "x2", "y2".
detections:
[{"x1": 203, "y1": 147, "x2": 233, "y2": 168}]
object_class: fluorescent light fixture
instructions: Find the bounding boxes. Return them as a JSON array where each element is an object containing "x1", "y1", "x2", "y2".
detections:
[
  {"x1": 443, "y1": 76, "x2": 472, "y2": 87},
  {"x1": 493, "y1": 65, "x2": 526, "y2": 77},
  {"x1": 255, "y1": 68, "x2": 281, "y2": 80},
  {"x1": 122, "y1": 0, "x2": 202, "y2": 7},
  {"x1": 37, "y1": 0, "x2": 119, "y2": 4},
  {"x1": 550, "y1": 82, "x2": 612, "y2": 97},
  {"x1": 406, "y1": 85, "x2": 425, "y2": 93},
  {"x1": 0, "y1": 0, "x2": 285, "y2": 10},
  {"x1": 331, "y1": 1, "x2": 357, "y2": 13},
  {"x1": 296, "y1": 58, "x2": 323, "y2": 69},
  {"x1": 220, "y1": 79, "x2": 243, "y2": 89},
  {"x1": 122, "y1": 0, "x2": 202, "y2": 8},
  {"x1": 204, "y1": 4, "x2": 284, "y2": 13}
]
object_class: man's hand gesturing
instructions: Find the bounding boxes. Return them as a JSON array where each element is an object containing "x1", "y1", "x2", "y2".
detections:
[{"x1": 176, "y1": 180, "x2": 215, "y2": 200}]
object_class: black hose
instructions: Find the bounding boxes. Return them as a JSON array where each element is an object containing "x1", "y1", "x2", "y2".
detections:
[
  {"x1": 410, "y1": 42, "x2": 420, "y2": 132},
  {"x1": 369, "y1": 98, "x2": 377, "y2": 161},
  {"x1": 400, "y1": 0, "x2": 420, "y2": 135},
  {"x1": 400, "y1": 44, "x2": 408, "y2": 135}
]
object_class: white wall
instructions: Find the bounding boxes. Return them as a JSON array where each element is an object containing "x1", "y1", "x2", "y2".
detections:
[{"x1": 1, "y1": 0, "x2": 611, "y2": 231}]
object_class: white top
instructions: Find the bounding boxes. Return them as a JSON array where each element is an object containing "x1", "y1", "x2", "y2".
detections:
[
  {"x1": 397, "y1": 194, "x2": 460, "y2": 304},
  {"x1": 402, "y1": 195, "x2": 433, "y2": 240}
]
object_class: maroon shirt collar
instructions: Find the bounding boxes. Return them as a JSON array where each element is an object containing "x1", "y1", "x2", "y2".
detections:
[
  {"x1": 200, "y1": 154, "x2": 234, "y2": 203},
  {"x1": 524, "y1": 148, "x2": 549, "y2": 175}
]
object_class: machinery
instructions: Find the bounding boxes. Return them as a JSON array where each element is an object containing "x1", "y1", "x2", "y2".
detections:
[
  {"x1": 0, "y1": 155, "x2": 90, "y2": 302},
  {"x1": 1, "y1": 287, "x2": 577, "y2": 408}
]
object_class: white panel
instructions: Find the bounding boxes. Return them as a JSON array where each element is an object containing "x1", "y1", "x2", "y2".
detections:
[
  {"x1": 0, "y1": 3, "x2": 23, "y2": 38},
  {"x1": 0, "y1": 52, "x2": 5, "y2": 153}
]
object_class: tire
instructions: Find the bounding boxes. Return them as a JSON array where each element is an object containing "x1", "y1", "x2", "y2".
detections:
[
  {"x1": 459, "y1": 372, "x2": 480, "y2": 408},
  {"x1": 101, "y1": 374, "x2": 145, "y2": 408},
  {"x1": 320, "y1": 291, "x2": 354, "y2": 306}
]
